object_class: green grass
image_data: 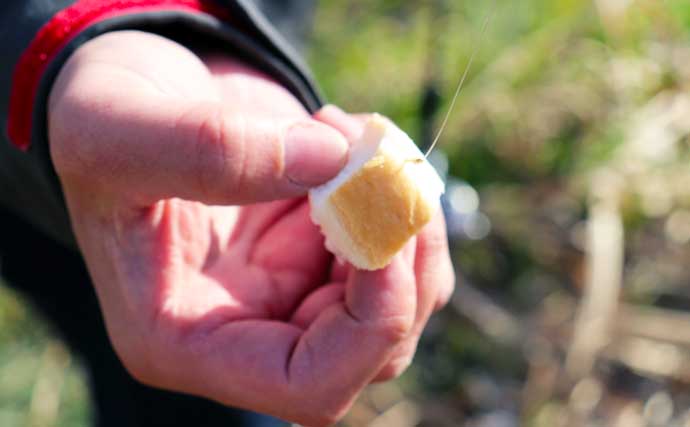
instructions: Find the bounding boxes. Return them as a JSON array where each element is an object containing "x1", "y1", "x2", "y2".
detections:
[{"x1": 0, "y1": 283, "x2": 91, "y2": 427}]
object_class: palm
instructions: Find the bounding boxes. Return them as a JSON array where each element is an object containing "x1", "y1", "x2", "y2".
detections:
[{"x1": 138, "y1": 198, "x2": 336, "y2": 329}]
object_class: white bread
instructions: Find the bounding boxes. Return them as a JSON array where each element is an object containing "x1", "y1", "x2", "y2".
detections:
[{"x1": 309, "y1": 114, "x2": 445, "y2": 270}]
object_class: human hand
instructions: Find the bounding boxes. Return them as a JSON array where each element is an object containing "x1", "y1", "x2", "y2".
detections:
[{"x1": 48, "y1": 31, "x2": 454, "y2": 426}]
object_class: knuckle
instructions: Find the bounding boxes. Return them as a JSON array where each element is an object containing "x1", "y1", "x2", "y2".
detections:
[
  {"x1": 190, "y1": 105, "x2": 246, "y2": 201},
  {"x1": 377, "y1": 314, "x2": 415, "y2": 343},
  {"x1": 194, "y1": 108, "x2": 229, "y2": 199},
  {"x1": 419, "y1": 214, "x2": 451, "y2": 254},
  {"x1": 375, "y1": 338, "x2": 418, "y2": 382},
  {"x1": 423, "y1": 229, "x2": 450, "y2": 253},
  {"x1": 376, "y1": 355, "x2": 414, "y2": 382}
]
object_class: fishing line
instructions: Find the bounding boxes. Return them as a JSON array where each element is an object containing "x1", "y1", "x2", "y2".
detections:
[{"x1": 424, "y1": 1, "x2": 497, "y2": 158}]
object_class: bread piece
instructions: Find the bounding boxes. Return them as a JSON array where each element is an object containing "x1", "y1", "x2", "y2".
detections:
[{"x1": 309, "y1": 114, "x2": 445, "y2": 270}]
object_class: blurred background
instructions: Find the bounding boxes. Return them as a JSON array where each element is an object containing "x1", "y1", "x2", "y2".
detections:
[{"x1": 2, "y1": 0, "x2": 690, "y2": 426}]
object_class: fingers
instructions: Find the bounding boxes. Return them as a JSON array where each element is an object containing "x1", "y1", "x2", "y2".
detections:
[
  {"x1": 229, "y1": 199, "x2": 303, "y2": 249},
  {"x1": 250, "y1": 201, "x2": 333, "y2": 315},
  {"x1": 118, "y1": 213, "x2": 449, "y2": 425},
  {"x1": 373, "y1": 210, "x2": 455, "y2": 382},
  {"x1": 435, "y1": 261, "x2": 456, "y2": 310},
  {"x1": 290, "y1": 283, "x2": 345, "y2": 329},
  {"x1": 417, "y1": 211, "x2": 456, "y2": 312},
  {"x1": 284, "y1": 256, "x2": 418, "y2": 421},
  {"x1": 329, "y1": 258, "x2": 350, "y2": 282},
  {"x1": 154, "y1": 254, "x2": 417, "y2": 426},
  {"x1": 314, "y1": 105, "x2": 366, "y2": 142},
  {"x1": 48, "y1": 32, "x2": 349, "y2": 207}
]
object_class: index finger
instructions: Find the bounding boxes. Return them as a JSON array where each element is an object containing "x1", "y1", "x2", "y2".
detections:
[{"x1": 314, "y1": 105, "x2": 369, "y2": 142}]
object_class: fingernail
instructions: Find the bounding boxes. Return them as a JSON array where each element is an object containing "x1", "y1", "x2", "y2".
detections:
[{"x1": 285, "y1": 121, "x2": 348, "y2": 186}]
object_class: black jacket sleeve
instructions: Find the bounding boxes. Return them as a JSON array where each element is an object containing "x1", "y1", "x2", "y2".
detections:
[{"x1": 0, "y1": 0, "x2": 323, "y2": 248}]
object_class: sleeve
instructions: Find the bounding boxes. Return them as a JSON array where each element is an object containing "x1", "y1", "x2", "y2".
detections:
[{"x1": 0, "y1": 0, "x2": 323, "y2": 249}]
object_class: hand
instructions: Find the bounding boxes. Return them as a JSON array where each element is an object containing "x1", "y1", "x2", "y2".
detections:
[{"x1": 48, "y1": 31, "x2": 454, "y2": 426}]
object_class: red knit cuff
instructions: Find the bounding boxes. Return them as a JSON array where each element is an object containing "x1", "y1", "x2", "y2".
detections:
[{"x1": 7, "y1": 0, "x2": 230, "y2": 151}]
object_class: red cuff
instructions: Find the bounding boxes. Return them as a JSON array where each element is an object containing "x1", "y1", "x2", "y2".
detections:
[{"x1": 7, "y1": 0, "x2": 230, "y2": 151}]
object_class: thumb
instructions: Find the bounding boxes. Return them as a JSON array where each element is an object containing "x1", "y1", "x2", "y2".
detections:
[
  {"x1": 51, "y1": 93, "x2": 348, "y2": 206},
  {"x1": 168, "y1": 102, "x2": 350, "y2": 204},
  {"x1": 47, "y1": 30, "x2": 349, "y2": 206}
]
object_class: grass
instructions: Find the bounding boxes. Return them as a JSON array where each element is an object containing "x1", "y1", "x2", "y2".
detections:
[{"x1": 0, "y1": 284, "x2": 91, "y2": 427}]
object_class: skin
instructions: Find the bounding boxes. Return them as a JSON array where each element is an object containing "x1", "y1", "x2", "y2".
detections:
[{"x1": 47, "y1": 31, "x2": 455, "y2": 426}]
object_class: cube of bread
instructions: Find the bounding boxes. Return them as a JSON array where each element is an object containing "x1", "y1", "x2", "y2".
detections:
[{"x1": 309, "y1": 115, "x2": 445, "y2": 270}]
